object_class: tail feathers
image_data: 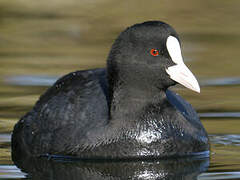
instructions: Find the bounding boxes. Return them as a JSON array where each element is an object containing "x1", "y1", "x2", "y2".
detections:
[{"x1": 11, "y1": 116, "x2": 32, "y2": 161}]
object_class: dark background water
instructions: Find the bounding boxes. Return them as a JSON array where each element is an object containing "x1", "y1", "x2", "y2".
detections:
[{"x1": 0, "y1": 0, "x2": 240, "y2": 179}]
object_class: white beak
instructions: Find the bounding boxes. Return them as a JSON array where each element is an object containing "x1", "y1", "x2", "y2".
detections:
[{"x1": 166, "y1": 36, "x2": 200, "y2": 93}]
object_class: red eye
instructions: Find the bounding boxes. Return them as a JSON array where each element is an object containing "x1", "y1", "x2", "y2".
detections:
[{"x1": 150, "y1": 49, "x2": 159, "y2": 56}]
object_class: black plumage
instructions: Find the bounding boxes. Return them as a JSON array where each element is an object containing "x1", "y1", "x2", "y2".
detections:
[{"x1": 12, "y1": 21, "x2": 209, "y2": 160}]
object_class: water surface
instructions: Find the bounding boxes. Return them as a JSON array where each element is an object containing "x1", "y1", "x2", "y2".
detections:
[{"x1": 1, "y1": 0, "x2": 240, "y2": 179}]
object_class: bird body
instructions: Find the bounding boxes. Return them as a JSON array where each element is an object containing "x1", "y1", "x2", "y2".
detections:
[{"x1": 12, "y1": 21, "x2": 209, "y2": 160}]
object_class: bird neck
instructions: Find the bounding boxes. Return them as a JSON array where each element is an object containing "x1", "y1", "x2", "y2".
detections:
[{"x1": 109, "y1": 81, "x2": 167, "y2": 123}]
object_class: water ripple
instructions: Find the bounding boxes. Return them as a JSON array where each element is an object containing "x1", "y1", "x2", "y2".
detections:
[
  {"x1": 200, "y1": 77, "x2": 240, "y2": 86},
  {"x1": 4, "y1": 75, "x2": 240, "y2": 87},
  {"x1": 199, "y1": 112, "x2": 240, "y2": 118},
  {"x1": 209, "y1": 134, "x2": 240, "y2": 146},
  {"x1": 0, "y1": 134, "x2": 11, "y2": 143},
  {"x1": 198, "y1": 171, "x2": 240, "y2": 180},
  {"x1": 5, "y1": 75, "x2": 58, "y2": 86},
  {"x1": 0, "y1": 165, "x2": 26, "y2": 179}
]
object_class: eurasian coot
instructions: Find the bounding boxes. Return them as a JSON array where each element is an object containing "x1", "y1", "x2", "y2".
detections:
[{"x1": 12, "y1": 21, "x2": 209, "y2": 160}]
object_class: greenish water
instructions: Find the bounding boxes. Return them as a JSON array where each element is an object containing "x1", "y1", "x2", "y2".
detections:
[{"x1": 1, "y1": 0, "x2": 240, "y2": 179}]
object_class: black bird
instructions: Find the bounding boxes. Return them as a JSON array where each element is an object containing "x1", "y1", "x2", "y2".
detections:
[{"x1": 12, "y1": 21, "x2": 209, "y2": 160}]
